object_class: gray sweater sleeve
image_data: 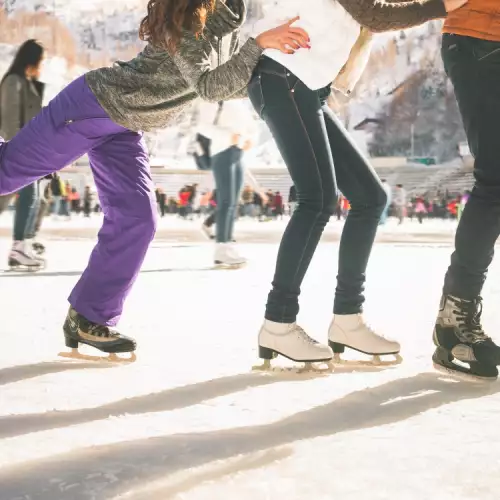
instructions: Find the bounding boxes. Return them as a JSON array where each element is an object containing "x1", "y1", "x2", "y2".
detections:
[
  {"x1": 173, "y1": 33, "x2": 263, "y2": 103},
  {"x1": 336, "y1": 0, "x2": 447, "y2": 33},
  {"x1": 0, "y1": 75, "x2": 22, "y2": 140}
]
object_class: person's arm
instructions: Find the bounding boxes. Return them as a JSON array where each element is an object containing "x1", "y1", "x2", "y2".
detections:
[
  {"x1": 173, "y1": 14, "x2": 309, "y2": 103},
  {"x1": 173, "y1": 32, "x2": 263, "y2": 103},
  {"x1": 335, "y1": 0, "x2": 447, "y2": 33},
  {"x1": 0, "y1": 75, "x2": 23, "y2": 140}
]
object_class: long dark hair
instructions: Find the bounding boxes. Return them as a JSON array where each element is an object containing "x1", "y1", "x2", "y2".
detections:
[
  {"x1": 1, "y1": 39, "x2": 44, "y2": 84},
  {"x1": 139, "y1": 0, "x2": 216, "y2": 53}
]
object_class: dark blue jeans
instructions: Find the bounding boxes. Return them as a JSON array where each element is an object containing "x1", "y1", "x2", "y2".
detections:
[
  {"x1": 212, "y1": 146, "x2": 244, "y2": 243},
  {"x1": 249, "y1": 57, "x2": 387, "y2": 323},
  {"x1": 442, "y1": 35, "x2": 500, "y2": 299},
  {"x1": 14, "y1": 182, "x2": 38, "y2": 241}
]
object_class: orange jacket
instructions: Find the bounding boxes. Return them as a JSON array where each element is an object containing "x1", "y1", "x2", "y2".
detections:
[{"x1": 443, "y1": 0, "x2": 500, "y2": 42}]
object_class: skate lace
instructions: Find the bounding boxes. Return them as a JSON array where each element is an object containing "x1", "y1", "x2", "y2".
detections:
[
  {"x1": 360, "y1": 317, "x2": 390, "y2": 341},
  {"x1": 84, "y1": 321, "x2": 119, "y2": 339},
  {"x1": 453, "y1": 297, "x2": 489, "y2": 343},
  {"x1": 296, "y1": 325, "x2": 318, "y2": 345}
]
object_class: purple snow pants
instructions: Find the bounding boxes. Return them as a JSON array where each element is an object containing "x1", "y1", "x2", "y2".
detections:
[{"x1": 0, "y1": 75, "x2": 157, "y2": 326}]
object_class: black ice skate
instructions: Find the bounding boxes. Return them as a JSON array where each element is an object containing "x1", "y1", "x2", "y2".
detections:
[
  {"x1": 432, "y1": 295, "x2": 499, "y2": 382},
  {"x1": 59, "y1": 307, "x2": 137, "y2": 362},
  {"x1": 31, "y1": 241, "x2": 46, "y2": 256}
]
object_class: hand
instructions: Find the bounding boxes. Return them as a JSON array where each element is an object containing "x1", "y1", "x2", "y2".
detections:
[
  {"x1": 443, "y1": 0, "x2": 468, "y2": 12},
  {"x1": 255, "y1": 16, "x2": 310, "y2": 55},
  {"x1": 242, "y1": 139, "x2": 252, "y2": 151},
  {"x1": 231, "y1": 133, "x2": 241, "y2": 146}
]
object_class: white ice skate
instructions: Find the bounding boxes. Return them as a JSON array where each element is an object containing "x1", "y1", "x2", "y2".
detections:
[
  {"x1": 253, "y1": 320, "x2": 333, "y2": 373},
  {"x1": 8, "y1": 241, "x2": 44, "y2": 272},
  {"x1": 214, "y1": 243, "x2": 246, "y2": 269},
  {"x1": 328, "y1": 314, "x2": 402, "y2": 366}
]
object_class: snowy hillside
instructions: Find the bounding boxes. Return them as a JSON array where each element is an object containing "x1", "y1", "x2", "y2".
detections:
[{"x1": 0, "y1": 1, "x2": 462, "y2": 165}]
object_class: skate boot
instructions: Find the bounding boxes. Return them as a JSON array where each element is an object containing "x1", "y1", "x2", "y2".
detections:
[
  {"x1": 328, "y1": 314, "x2": 402, "y2": 366},
  {"x1": 254, "y1": 320, "x2": 333, "y2": 373},
  {"x1": 432, "y1": 295, "x2": 499, "y2": 381},
  {"x1": 201, "y1": 223, "x2": 214, "y2": 240},
  {"x1": 59, "y1": 306, "x2": 137, "y2": 362},
  {"x1": 214, "y1": 243, "x2": 246, "y2": 269},
  {"x1": 8, "y1": 241, "x2": 44, "y2": 271},
  {"x1": 29, "y1": 239, "x2": 46, "y2": 256}
]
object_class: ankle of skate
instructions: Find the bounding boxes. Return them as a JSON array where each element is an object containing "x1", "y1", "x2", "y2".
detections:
[
  {"x1": 328, "y1": 314, "x2": 401, "y2": 366},
  {"x1": 253, "y1": 320, "x2": 333, "y2": 373},
  {"x1": 59, "y1": 307, "x2": 136, "y2": 363},
  {"x1": 432, "y1": 295, "x2": 500, "y2": 380}
]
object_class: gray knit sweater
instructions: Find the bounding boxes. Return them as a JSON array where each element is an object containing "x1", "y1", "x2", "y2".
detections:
[
  {"x1": 86, "y1": 0, "x2": 446, "y2": 132},
  {"x1": 86, "y1": 0, "x2": 262, "y2": 132}
]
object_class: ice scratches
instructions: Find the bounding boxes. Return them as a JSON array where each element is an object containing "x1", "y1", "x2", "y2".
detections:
[{"x1": 113, "y1": 447, "x2": 293, "y2": 500}]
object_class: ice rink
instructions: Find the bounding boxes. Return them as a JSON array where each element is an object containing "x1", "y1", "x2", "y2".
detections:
[{"x1": 1, "y1": 216, "x2": 500, "y2": 500}]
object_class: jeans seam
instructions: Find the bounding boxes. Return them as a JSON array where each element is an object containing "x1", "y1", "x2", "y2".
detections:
[
  {"x1": 477, "y1": 47, "x2": 500, "y2": 62},
  {"x1": 279, "y1": 88, "x2": 324, "y2": 322}
]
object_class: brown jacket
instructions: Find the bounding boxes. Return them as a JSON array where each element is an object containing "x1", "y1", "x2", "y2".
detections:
[{"x1": 443, "y1": 0, "x2": 500, "y2": 42}]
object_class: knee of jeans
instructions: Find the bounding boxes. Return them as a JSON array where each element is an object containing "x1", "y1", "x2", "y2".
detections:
[
  {"x1": 296, "y1": 199, "x2": 323, "y2": 215},
  {"x1": 217, "y1": 200, "x2": 235, "y2": 212},
  {"x1": 373, "y1": 189, "x2": 388, "y2": 214},
  {"x1": 321, "y1": 190, "x2": 339, "y2": 216},
  {"x1": 351, "y1": 188, "x2": 387, "y2": 216}
]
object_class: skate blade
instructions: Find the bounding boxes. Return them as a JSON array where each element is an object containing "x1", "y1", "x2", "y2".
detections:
[
  {"x1": 433, "y1": 362, "x2": 497, "y2": 384},
  {"x1": 58, "y1": 349, "x2": 137, "y2": 364},
  {"x1": 7, "y1": 264, "x2": 44, "y2": 272},
  {"x1": 252, "y1": 359, "x2": 334, "y2": 375},
  {"x1": 331, "y1": 353, "x2": 403, "y2": 367},
  {"x1": 213, "y1": 262, "x2": 246, "y2": 270}
]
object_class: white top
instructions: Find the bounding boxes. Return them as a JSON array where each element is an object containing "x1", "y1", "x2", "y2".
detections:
[
  {"x1": 196, "y1": 99, "x2": 258, "y2": 155},
  {"x1": 252, "y1": 0, "x2": 362, "y2": 91}
]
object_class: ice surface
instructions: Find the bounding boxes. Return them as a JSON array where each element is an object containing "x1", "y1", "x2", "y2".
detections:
[{"x1": 1, "y1": 221, "x2": 500, "y2": 500}]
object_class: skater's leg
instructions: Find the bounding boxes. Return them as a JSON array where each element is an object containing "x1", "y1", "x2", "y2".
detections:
[
  {"x1": 0, "y1": 194, "x2": 14, "y2": 214},
  {"x1": 248, "y1": 60, "x2": 333, "y2": 365},
  {"x1": 250, "y1": 71, "x2": 337, "y2": 324},
  {"x1": 321, "y1": 106, "x2": 399, "y2": 361},
  {"x1": 321, "y1": 107, "x2": 387, "y2": 316},
  {"x1": 24, "y1": 182, "x2": 40, "y2": 239},
  {"x1": 7, "y1": 183, "x2": 43, "y2": 269},
  {"x1": 432, "y1": 35, "x2": 500, "y2": 379},
  {"x1": 379, "y1": 203, "x2": 389, "y2": 225},
  {"x1": 34, "y1": 196, "x2": 47, "y2": 235},
  {"x1": 0, "y1": 76, "x2": 116, "y2": 196},
  {"x1": 13, "y1": 183, "x2": 36, "y2": 242},
  {"x1": 212, "y1": 147, "x2": 237, "y2": 243},
  {"x1": 211, "y1": 147, "x2": 245, "y2": 266},
  {"x1": 68, "y1": 131, "x2": 157, "y2": 326},
  {"x1": 204, "y1": 212, "x2": 215, "y2": 227},
  {"x1": 227, "y1": 154, "x2": 244, "y2": 242}
]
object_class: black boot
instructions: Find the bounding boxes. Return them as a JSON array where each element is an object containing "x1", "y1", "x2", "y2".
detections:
[
  {"x1": 60, "y1": 307, "x2": 136, "y2": 362},
  {"x1": 433, "y1": 295, "x2": 499, "y2": 381}
]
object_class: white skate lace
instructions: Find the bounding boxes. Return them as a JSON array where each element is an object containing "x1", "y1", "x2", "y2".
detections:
[
  {"x1": 453, "y1": 297, "x2": 489, "y2": 343},
  {"x1": 295, "y1": 325, "x2": 318, "y2": 345},
  {"x1": 359, "y1": 316, "x2": 391, "y2": 341}
]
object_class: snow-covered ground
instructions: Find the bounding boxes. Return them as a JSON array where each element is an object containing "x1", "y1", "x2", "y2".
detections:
[{"x1": 2, "y1": 225, "x2": 500, "y2": 500}]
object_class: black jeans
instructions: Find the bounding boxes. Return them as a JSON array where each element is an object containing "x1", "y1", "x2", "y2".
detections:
[
  {"x1": 14, "y1": 182, "x2": 38, "y2": 241},
  {"x1": 212, "y1": 146, "x2": 244, "y2": 243},
  {"x1": 197, "y1": 146, "x2": 244, "y2": 242},
  {"x1": 248, "y1": 57, "x2": 387, "y2": 323},
  {"x1": 442, "y1": 35, "x2": 500, "y2": 299}
]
